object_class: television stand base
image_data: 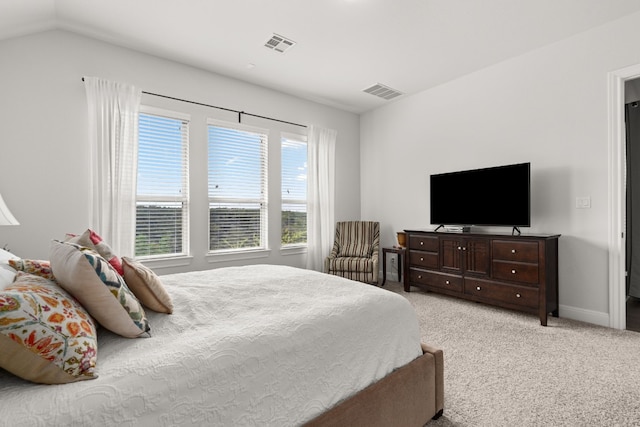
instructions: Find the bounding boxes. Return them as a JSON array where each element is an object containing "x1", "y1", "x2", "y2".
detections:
[
  {"x1": 445, "y1": 226, "x2": 471, "y2": 233},
  {"x1": 403, "y1": 229, "x2": 560, "y2": 326}
]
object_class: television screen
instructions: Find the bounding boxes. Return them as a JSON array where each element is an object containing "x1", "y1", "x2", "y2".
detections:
[{"x1": 430, "y1": 162, "x2": 530, "y2": 227}]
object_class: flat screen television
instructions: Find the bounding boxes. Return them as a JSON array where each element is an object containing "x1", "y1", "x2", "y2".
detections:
[{"x1": 430, "y1": 162, "x2": 530, "y2": 230}]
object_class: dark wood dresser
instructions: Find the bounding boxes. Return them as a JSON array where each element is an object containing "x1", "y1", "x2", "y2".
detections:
[{"x1": 404, "y1": 229, "x2": 560, "y2": 326}]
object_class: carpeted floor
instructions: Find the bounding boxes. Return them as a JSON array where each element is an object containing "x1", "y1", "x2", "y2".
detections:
[{"x1": 383, "y1": 281, "x2": 640, "y2": 427}]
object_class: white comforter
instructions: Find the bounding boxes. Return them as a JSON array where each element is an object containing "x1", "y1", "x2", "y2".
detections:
[{"x1": 0, "y1": 265, "x2": 422, "y2": 426}]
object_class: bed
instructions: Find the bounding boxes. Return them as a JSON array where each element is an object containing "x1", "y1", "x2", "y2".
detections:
[{"x1": 1, "y1": 248, "x2": 443, "y2": 426}]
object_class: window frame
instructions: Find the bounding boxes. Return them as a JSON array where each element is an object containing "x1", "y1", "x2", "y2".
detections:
[
  {"x1": 135, "y1": 105, "x2": 191, "y2": 261},
  {"x1": 280, "y1": 132, "x2": 308, "y2": 250},
  {"x1": 206, "y1": 118, "x2": 269, "y2": 256}
]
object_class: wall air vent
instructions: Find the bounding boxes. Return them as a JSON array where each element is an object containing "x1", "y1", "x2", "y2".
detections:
[
  {"x1": 264, "y1": 33, "x2": 296, "y2": 53},
  {"x1": 363, "y1": 83, "x2": 403, "y2": 100}
]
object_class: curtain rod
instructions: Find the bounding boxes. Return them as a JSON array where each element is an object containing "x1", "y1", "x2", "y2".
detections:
[{"x1": 81, "y1": 78, "x2": 307, "y2": 128}]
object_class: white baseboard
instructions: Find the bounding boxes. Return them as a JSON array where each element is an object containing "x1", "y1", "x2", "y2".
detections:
[
  {"x1": 379, "y1": 267, "x2": 400, "y2": 283},
  {"x1": 385, "y1": 270, "x2": 612, "y2": 327},
  {"x1": 559, "y1": 304, "x2": 610, "y2": 327},
  {"x1": 379, "y1": 270, "x2": 399, "y2": 282}
]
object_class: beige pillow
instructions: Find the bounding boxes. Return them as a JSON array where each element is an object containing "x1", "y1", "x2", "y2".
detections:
[
  {"x1": 122, "y1": 257, "x2": 173, "y2": 314},
  {"x1": 50, "y1": 241, "x2": 150, "y2": 338}
]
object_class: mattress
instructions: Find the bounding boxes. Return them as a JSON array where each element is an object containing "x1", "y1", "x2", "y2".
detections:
[{"x1": 0, "y1": 264, "x2": 422, "y2": 426}]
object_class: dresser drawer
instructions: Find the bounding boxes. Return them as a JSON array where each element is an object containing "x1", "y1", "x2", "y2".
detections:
[
  {"x1": 409, "y1": 268, "x2": 462, "y2": 292},
  {"x1": 492, "y1": 260, "x2": 539, "y2": 285},
  {"x1": 409, "y1": 251, "x2": 439, "y2": 269},
  {"x1": 464, "y1": 278, "x2": 538, "y2": 309},
  {"x1": 492, "y1": 240, "x2": 538, "y2": 263},
  {"x1": 409, "y1": 235, "x2": 439, "y2": 251}
]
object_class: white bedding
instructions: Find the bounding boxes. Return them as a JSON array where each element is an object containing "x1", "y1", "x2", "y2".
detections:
[{"x1": 0, "y1": 264, "x2": 422, "y2": 426}]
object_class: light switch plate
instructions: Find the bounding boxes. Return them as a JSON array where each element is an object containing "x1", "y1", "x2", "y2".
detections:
[{"x1": 576, "y1": 196, "x2": 591, "y2": 209}]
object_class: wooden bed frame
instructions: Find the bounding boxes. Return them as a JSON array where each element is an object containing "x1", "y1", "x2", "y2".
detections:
[{"x1": 305, "y1": 343, "x2": 444, "y2": 426}]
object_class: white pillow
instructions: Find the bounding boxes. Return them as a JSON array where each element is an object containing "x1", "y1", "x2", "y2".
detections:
[
  {"x1": 0, "y1": 248, "x2": 17, "y2": 262},
  {"x1": 0, "y1": 248, "x2": 18, "y2": 289}
]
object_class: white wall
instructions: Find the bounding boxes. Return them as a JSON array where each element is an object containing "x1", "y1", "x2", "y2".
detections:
[
  {"x1": 361, "y1": 11, "x2": 640, "y2": 326},
  {"x1": 0, "y1": 30, "x2": 361, "y2": 274}
]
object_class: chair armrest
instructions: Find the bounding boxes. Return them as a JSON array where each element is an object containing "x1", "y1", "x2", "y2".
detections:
[{"x1": 329, "y1": 241, "x2": 340, "y2": 258}]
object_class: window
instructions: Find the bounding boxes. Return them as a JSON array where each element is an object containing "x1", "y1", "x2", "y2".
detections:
[
  {"x1": 135, "y1": 108, "x2": 190, "y2": 258},
  {"x1": 207, "y1": 120, "x2": 268, "y2": 252},
  {"x1": 281, "y1": 134, "x2": 307, "y2": 246}
]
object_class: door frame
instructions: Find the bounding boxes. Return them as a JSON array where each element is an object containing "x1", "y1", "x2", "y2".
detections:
[{"x1": 608, "y1": 64, "x2": 640, "y2": 329}]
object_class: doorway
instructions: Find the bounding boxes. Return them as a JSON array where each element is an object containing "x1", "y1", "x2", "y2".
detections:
[
  {"x1": 625, "y1": 83, "x2": 640, "y2": 332},
  {"x1": 608, "y1": 64, "x2": 640, "y2": 331}
]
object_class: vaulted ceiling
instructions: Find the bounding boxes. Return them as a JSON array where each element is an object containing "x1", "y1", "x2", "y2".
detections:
[{"x1": 2, "y1": 0, "x2": 640, "y2": 113}]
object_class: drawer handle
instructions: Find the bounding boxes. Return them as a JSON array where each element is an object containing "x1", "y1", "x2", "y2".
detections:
[
  {"x1": 516, "y1": 293, "x2": 521, "y2": 298},
  {"x1": 457, "y1": 246, "x2": 461, "y2": 250},
  {"x1": 511, "y1": 269, "x2": 517, "y2": 274},
  {"x1": 418, "y1": 275, "x2": 422, "y2": 279},
  {"x1": 420, "y1": 257, "x2": 424, "y2": 261},
  {"x1": 420, "y1": 241, "x2": 424, "y2": 246},
  {"x1": 445, "y1": 280, "x2": 450, "y2": 285},
  {"x1": 476, "y1": 286, "x2": 481, "y2": 291},
  {"x1": 512, "y1": 249, "x2": 517, "y2": 254}
]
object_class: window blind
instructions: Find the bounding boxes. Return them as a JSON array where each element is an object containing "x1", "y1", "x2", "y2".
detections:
[
  {"x1": 136, "y1": 109, "x2": 190, "y2": 257},
  {"x1": 207, "y1": 120, "x2": 268, "y2": 252},
  {"x1": 281, "y1": 135, "x2": 307, "y2": 246}
]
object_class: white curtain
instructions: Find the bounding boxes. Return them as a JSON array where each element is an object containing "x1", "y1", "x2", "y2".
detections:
[
  {"x1": 84, "y1": 77, "x2": 141, "y2": 257},
  {"x1": 306, "y1": 125, "x2": 337, "y2": 271}
]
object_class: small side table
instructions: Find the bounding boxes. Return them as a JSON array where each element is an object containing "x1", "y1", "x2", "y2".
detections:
[{"x1": 382, "y1": 246, "x2": 406, "y2": 286}]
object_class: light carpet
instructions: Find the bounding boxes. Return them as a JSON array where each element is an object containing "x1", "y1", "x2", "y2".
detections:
[{"x1": 383, "y1": 281, "x2": 640, "y2": 426}]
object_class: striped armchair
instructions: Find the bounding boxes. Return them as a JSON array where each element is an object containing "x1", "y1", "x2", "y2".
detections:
[{"x1": 324, "y1": 221, "x2": 380, "y2": 284}]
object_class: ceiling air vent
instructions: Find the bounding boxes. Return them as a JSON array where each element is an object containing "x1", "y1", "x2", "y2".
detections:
[
  {"x1": 264, "y1": 33, "x2": 296, "y2": 53},
  {"x1": 363, "y1": 83, "x2": 403, "y2": 100}
]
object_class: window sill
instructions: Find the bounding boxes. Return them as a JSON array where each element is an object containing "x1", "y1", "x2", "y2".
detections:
[
  {"x1": 138, "y1": 255, "x2": 193, "y2": 269},
  {"x1": 206, "y1": 249, "x2": 272, "y2": 264},
  {"x1": 280, "y1": 245, "x2": 308, "y2": 256}
]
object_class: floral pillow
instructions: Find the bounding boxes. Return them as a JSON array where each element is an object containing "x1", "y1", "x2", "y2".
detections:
[
  {"x1": 65, "y1": 229, "x2": 124, "y2": 275},
  {"x1": 50, "y1": 240, "x2": 150, "y2": 338},
  {"x1": 0, "y1": 272, "x2": 98, "y2": 384},
  {"x1": 8, "y1": 259, "x2": 55, "y2": 281}
]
